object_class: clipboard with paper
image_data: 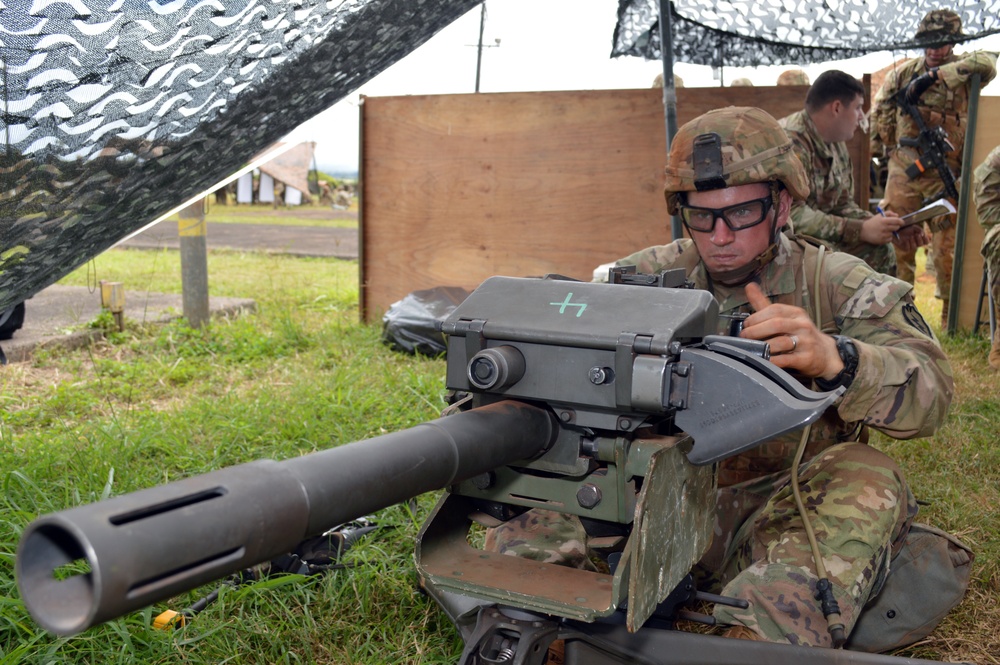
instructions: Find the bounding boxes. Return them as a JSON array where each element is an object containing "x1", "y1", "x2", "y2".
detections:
[{"x1": 898, "y1": 198, "x2": 956, "y2": 228}]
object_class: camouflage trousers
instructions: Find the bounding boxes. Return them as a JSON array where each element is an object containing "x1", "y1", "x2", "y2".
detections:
[
  {"x1": 984, "y1": 234, "x2": 1000, "y2": 349},
  {"x1": 882, "y1": 153, "x2": 959, "y2": 310},
  {"x1": 993, "y1": 268, "x2": 1000, "y2": 345},
  {"x1": 894, "y1": 226, "x2": 955, "y2": 299},
  {"x1": 700, "y1": 442, "x2": 917, "y2": 646},
  {"x1": 484, "y1": 442, "x2": 917, "y2": 646}
]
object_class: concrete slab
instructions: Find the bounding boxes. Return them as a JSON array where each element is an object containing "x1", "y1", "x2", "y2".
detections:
[
  {"x1": 2, "y1": 219, "x2": 346, "y2": 364},
  {"x1": 1, "y1": 285, "x2": 256, "y2": 364}
]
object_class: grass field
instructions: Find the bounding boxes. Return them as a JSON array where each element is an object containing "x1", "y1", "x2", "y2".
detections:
[{"x1": 0, "y1": 244, "x2": 997, "y2": 664}]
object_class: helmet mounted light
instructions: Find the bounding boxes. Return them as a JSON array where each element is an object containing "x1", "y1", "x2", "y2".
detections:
[{"x1": 692, "y1": 133, "x2": 727, "y2": 192}]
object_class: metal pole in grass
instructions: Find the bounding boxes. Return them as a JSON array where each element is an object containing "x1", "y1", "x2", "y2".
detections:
[
  {"x1": 179, "y1": 198, "x2": 210, "y2": 328},
  {"x1": 947, "y1": 73, "x2": 980, "y2": 336}
]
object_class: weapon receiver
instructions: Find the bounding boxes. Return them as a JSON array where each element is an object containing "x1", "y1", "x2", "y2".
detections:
[
  {"x1": 16, "y1": 275, "x2": 959, "y2": 664},
  {"x1": 896, "y1": 87, "x2": 960, "y2": 228}
]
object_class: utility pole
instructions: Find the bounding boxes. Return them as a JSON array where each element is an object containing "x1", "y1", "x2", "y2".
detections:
[
  {"x1": 473, "y1": 2, "x2": 500, "y2": 93},
  {"x1": 475, "y1": 3, "x2": 486, "y2": 93}
]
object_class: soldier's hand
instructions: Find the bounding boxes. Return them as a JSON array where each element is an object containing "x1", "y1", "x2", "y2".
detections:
[
  {"x1": 904, "y1": 68, "x2": 938, "y2": 104},
  {"x1": 741, "y1": 282, "x2": 844, "y2": 380},
  {"x1": 860, "y1": 211, "x2": 903, "y2": 245},
  {"x1": 891, "y1": 224, "x2": 929, "y2": 253}
]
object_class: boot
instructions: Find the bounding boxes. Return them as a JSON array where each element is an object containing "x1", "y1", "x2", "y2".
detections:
[
  {"x1": 990, "y1": 330, "x2": 1000, "y2": 371},
  {"x1": 722, "y1": 625, "x2": 761, "y2": 641}
]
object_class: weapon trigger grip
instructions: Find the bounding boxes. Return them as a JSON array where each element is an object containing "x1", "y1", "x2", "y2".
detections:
[{"x1": 674, "y1": 346, "x2": 842, "y2": 465}]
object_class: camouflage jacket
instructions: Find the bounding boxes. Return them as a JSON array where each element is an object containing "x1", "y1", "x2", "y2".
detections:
[
  {"x1": 870, "y1": 50, "x2": 997, "y2": 170},
  {"x1": 778, "y1": 110, "x2": 894, "y2": 270},
  {"x1": 612, "y1": 235, "x2": 954, "y2": 486},
  {"x1": 974, "y1": 144, "x2": 1000, "y2": 260}
]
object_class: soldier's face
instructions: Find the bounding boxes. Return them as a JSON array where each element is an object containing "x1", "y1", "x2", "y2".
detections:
[
  {"x1": 686, "y1": 183, "x2": 787, "y2": 275},
  {"x1": 924, "y1": 45, "x2": 953, "y2": 68},
  {"x1": 832, "y1": 94, "x2": 866, "y2": 142}
]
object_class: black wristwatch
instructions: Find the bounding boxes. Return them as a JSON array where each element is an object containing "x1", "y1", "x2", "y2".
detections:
[{"x1": 815, "y1": 335, "x2": 859, "y2": 392}]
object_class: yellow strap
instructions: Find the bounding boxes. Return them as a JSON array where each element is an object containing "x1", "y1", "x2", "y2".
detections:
[{"x1": 178, "y1": 217, "x2": 206, "y2": 237}]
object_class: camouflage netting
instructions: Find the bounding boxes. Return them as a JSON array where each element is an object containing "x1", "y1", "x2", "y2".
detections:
[
  {"x1": 614, "y1": 0, "x2": 1000, "y2": 66},
  {"x1": 4, "y1": 1, "x2": 1000, "y2": 314},
  {"x1": 0, "y1": 0, "x2": 480, "y2": 312}
]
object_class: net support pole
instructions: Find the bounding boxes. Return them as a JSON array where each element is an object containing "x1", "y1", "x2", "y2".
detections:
[
  {"x1": 178, "y1": 198, "x2": 210, "y2": 329},
  {"x1": 657, "y1": 0, "x2": 683, "y2": 241}
]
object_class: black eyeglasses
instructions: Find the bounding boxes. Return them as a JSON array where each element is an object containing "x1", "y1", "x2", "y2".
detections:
[{"x1": 678, "y1": 194, "x2": 774, "y2": 233}]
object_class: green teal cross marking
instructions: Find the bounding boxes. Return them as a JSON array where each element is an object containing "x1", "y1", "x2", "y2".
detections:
[{"x1": 550, "y1": 292, "x2": 587, "y2": 317}]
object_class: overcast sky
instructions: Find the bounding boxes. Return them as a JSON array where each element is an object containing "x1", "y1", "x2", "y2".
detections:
[{"x1": 285, "y1": 0, "x2": 1000, "y2": 173}]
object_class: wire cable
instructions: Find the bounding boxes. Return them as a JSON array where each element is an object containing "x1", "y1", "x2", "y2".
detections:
[{"x1": 789, "y1": 243, "x2": 846, "y2": 647}]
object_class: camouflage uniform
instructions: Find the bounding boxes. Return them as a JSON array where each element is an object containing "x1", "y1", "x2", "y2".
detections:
[
  {"x1": 611, "y1": 233, "x2": 952, "y2": 644},
  {"x1": 973, "y1": 145, "x2": 1000, "y2": 367},
  {"x1": 484, "y1": 509, "x2": 600, "y2": 572},
  {"x1": 780, "y1": 109, "x2": 896, "y2": 275},
  {"x1": 869, "y1": 11, "x2": 997, "y2": 316},
  {"x1": 488, "y1": 107, "x2": 955, "y2": 647}
]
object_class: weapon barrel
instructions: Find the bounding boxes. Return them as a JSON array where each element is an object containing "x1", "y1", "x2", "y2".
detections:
[{"x1": 16, "y1": 400, "x2": 556, "y2": 636}]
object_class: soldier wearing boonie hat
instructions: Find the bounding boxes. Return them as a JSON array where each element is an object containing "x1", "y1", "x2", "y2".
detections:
[
  {"x1": 870, "y1": 9, "x2": 997, "y2": 326},
  {"x1": 914, "y1": 8, "x2": 965, "y2": 45}
]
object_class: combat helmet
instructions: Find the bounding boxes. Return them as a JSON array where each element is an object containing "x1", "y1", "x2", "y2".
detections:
[
  {"x1": 663, "y1": 106, "x2": 809, "y2": 284},
  {"x1": 652, "y1": 72, "x2": 685, "y2": 88},
  {"x1": 776, "y1": 69, "x2": 810, "y2": 86},
  {"x1": 914, "y1": 9, "x2": 964, "y2": 45},
  {"x1": 663, "y1": 106, "x2": 808, "y2": 213}
]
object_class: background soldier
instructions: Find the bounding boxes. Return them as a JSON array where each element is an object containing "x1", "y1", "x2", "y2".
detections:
[
  {"x1": 973, "y1": 145, "x2": 1000, "y2": 369},
  {"x1": 652, "y1": 72, "x2": 684, "y2": 88},
  {"x1": 493, "y1": 107, "x2": 955, "y2": 647},
  {"x1": 870, "y1": 9, "x2": 997, "y2": 325},
  {"x1": 333, "y1": 186, "x2": 353, "y2": 209},
  {"x1": 776, "y1": 68, "x2": 810, "y2": 86},
  {"x1": 780, "y1": 70, "x2": 905, "y2": 275}
]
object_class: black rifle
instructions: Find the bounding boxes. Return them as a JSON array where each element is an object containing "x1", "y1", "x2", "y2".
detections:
[{"x1": 895, "y1": 87, "x2": 960, "y2": 231}]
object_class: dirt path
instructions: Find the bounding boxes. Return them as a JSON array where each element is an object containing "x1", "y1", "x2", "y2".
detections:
[
  {"x1": 118, "y1": 220, "x2": 358, "y2": 259},
  {"x1": 206, "y1": 207, "x2": 358, "y2": 221}
]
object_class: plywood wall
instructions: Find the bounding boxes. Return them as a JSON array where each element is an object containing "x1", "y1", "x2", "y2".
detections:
[
  {"x1": 359, "y1": 86, "x2": 870, "y2": 321},
  {"x1": 956, "y1": 96, "x2": 1000, "y2": 331}
]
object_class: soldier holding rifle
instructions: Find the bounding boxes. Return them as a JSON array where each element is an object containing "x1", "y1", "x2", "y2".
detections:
[{"x1": 870, "y1": 9, "x2": 996, "y2": 326}]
